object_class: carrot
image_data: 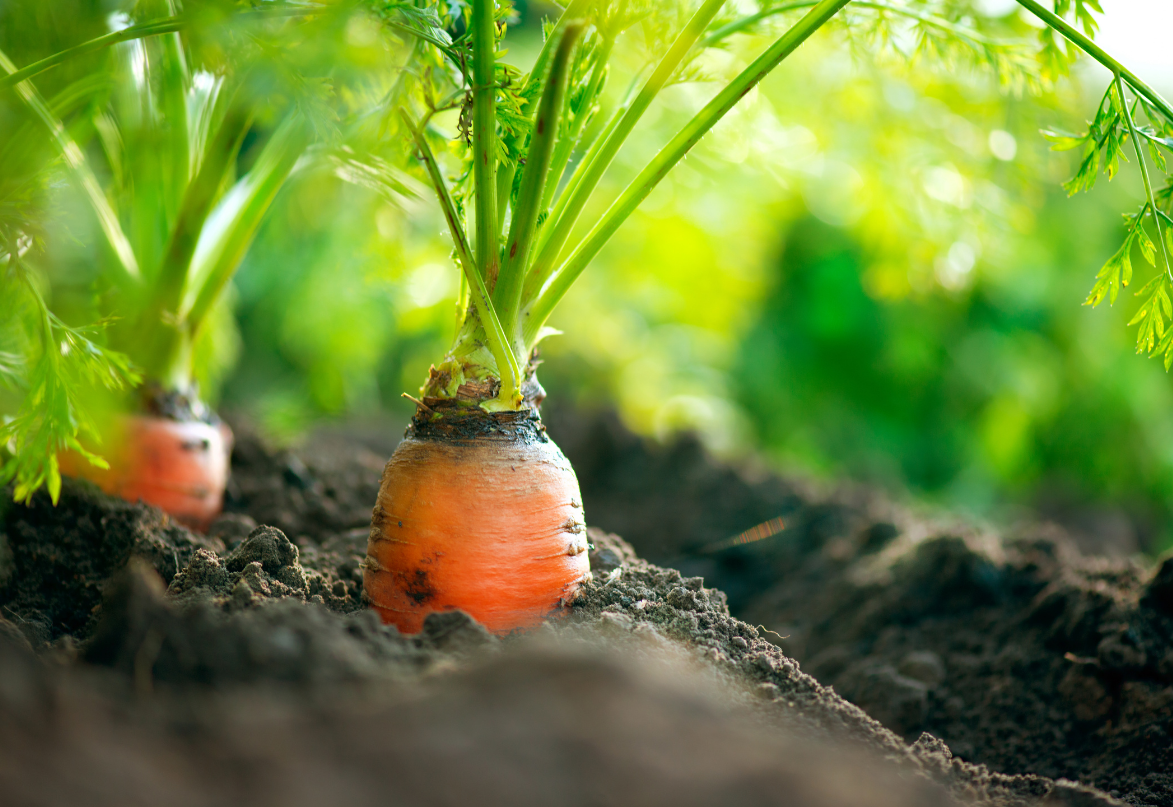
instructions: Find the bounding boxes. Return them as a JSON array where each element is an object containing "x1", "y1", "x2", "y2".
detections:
[
  {"x1": 363, "y1": 407, "x2": 590, "y2": 635},
  {"x1": 58, "y1": 415, "x2": 232, "y2": 532},
  {"x1": 361, "y1": 0, "x2": 852, "y2": 634}
]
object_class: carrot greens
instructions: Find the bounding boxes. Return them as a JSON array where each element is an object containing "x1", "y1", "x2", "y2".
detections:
[
  {"x1": 0, "y1": 3, "x2": 343, "y2": 501},
  {"x1": 368, "y1": 0, "x2": 1172, "y2": 414},
  {"x1": 4, "y1": 0, "x2": 1173, "y2": 503}
]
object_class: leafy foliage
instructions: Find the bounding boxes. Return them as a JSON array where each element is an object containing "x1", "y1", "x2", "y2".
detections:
[
  {"x1": 0, "y1": 257, "x2": 138, "y2": 503},
  {"x1": 1051, "y1": 77, "x2": 1173, "y2": 364},
  {"x1": 0, "y1": 1, "x2": 380, "y2": 501},
  {"x1": 1039, "y1": 0, "x2": 1102, "y2": 77}
]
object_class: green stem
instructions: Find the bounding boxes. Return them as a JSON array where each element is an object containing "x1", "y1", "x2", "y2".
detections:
[
  {"x1": 0, "y1": 6, "x2": 325, "y2": 90},
  {"x1": 1116, "y1": 75, "x2": 1172, "y2": 282},
  {"x1": 540, "y1": 33, "x2": 615, "y2": 215},
  {"x1": 0, "y1": 47, "x2": 140, "y2": 285},
  {"x1": 183, "y1": 115, "x2": 308, "y2": 334},
  {"x1": 471, "y1": 0, "x2": 500, "y2": 290},
  {"x1": 150, "y1": 100, "x2": 252, "y2": 327},
  {"x1": 1015, "y1": 0, "x2": 1173, "y2": 124},
  {"x1": 403, "y1": 113, "x2": 521, "y2": 403},
  {"x1": 493, "y1": 0, "x2": 594, "y2": 232},
  {"x1": 704, "y1": 0, "x2": 1008, "y2": 50},
  {"x1": 382, "y1": 19, "x2": 461, "y2": 63},
  {"x1": 529, "y1": 69, "x2": 644, "y2": 286},
  {"x1": 523, "y1": 0, "x2": 851, "y2": 344},
  {"x1": 494, "y1": 24, "x2": 583, "y2": 353},
  {"x1": 521, "y1": 0, "x2": 595, "y2": 100},
  {"x1": 522, "y1": 0, "x2": 727, "y2": 305},
  {"x1": 496, "y1": 162, "x2": 516, "y2": 232}
]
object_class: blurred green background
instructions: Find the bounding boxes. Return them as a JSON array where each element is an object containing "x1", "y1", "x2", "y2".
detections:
[{"x1": 7, "y1": 0, "x2": 1173, "y2": 551}]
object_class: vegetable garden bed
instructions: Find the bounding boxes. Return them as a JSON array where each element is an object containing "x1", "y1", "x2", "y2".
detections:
[{"x1": 0, "y1": 408, "x2": 1168, "y2": 807}]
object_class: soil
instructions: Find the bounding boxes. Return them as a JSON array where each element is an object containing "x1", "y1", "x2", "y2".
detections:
[
  {"x1": 542, "y1": 406, "x2": 1173, "y2": 807},
  {"x1": 0, "y1": 406, "x2": 1166, "y2": 805}
]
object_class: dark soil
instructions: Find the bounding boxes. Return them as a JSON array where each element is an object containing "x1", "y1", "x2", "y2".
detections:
[
  {"x1": 542, "y1": 406, "x2": 1173, "y2": 807},
  {"x1": 0, "y1": 406, "x2": 1163, "y2": 805}
]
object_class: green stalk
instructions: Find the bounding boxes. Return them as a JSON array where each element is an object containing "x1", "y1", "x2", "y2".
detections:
[
  {"x1": 494, "y1": 24, "x2": 584, "y2": 353},
  {"x1": 539, "y1": 34, "x2": 615, "y2": 215},
  {"x1": 404, "y1": 113, "x2": 521, "y2": 402},
  {"x1": 702, "y1": 1, "x2": 815, "y2": 45},
  {"x1": 0, "y1": 47, "x2": 140, "y2": 285},
  {"x1": 1116, "y1": 75, "x2": 1172, "y2": 282},
  {"x1": 471, "y1": 0, "x2": 500, "y2": 289},
  {"x1": 494, "y1": 0, "x2": 593, "y2": 233},
  {"x1": 182, "y1": 115, "x2": 309, "y2": 334},
  {"x1": 154, "y1": 3, "x2": 191, "y2": 218},
  {"x1": 703, "y1": 0, "x2": 1007, "y2": 50},
  {"x1": 521, "y1": 0, "x2": 595, "y2": 100},
  {"x1": 523, "y1": 0, "x2": 851, "y2": 344},
  {"x1": 530, "y1": 68, "x2": 646, "y2": 285},
  {"x1": 523, "y1": 0, "x2": 727, "y2": 304},
  {"x1": 1015, "y1": 0, "x2": 1173, "y2": 124},
  {"x1": 148, "y1": 99, "x2": 251, "y2": 330},
  {"x1": 496, "y1": 162, "x2": 516, "y2": 232},
  {"x1": 0, "y1": 6, "x2": 325, "y2": 90}
]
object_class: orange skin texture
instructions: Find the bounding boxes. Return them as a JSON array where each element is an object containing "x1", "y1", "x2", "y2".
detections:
[
  {"x1": 58, "y1": 415, "x2": 232, "y2": 532},
  {"x1": 364, "y1": 432, "x2": 591, "y2": 635}
]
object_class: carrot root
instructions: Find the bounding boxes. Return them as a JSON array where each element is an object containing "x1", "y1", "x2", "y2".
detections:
[
  {"x1": 363, "y1": 411, "x2": 591, "y2": 635},
  {"x1": 59, "y1": 415, "x2": 232, "y2": 532}
]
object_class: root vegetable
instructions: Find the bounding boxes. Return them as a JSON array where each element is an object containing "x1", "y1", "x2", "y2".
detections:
[
  {"x1": 59, "y1": 415, "x2": 232, "y2": 532},
  {"x1": 364, "y1": 409, "x2": 590, "y2": 634}
]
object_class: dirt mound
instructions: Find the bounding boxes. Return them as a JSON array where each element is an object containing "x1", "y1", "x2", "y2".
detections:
[
  {"x1": 0, "y1": 480, "x2": 220, "y2": 644},
  {"x1": 739, "y1": 526, "x2": 1173, "y2": 807},
  {"x1": 0, "y1": 626, "x2": 965, "y2": 807},
  {"x1": 0, "y1": 411, "x2": 1157, "y2": 806},
  {"x1": 544, "y1": 407, "x2": 1173, "y2": 807},
  {"x1": 0, "y1": 501, "x2": 1119, "y2": 807}
]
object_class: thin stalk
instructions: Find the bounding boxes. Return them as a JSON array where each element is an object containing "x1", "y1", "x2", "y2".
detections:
[
  {"x1": 0, "y1": 6, "x2": 325, "y2": 90},
  {"x1": 158, "y1": 19, "x2": 191, "y2": 218},
  {"x1": 403, "y1": 112, "x2": 521, "y2": 401},
  {"x1": 703, "y1": 0, "x2": 1009, "y2": 50},
  {"x1": 523, "y1": 0, "x2": 727, "y2": 305},
  {"x1": 529, "y1": 67, "x2": 646, "y2": 283},
  {"x1": 524, "y1": 0, "x2": 851, "y2": 344},
  {"x1": 1015, "y1": 0, "x2": 1173, "y2": 124},
  {"x1": 149, "y1": 100, "x2": 251, "y2": 326},
  {"x1": 540, "y1": 34, "x2": 615, "y2": 215},
  {"x1": 496, "y1": 162, "x2": 516, "y2": 232},
  {"x1": 494, "y1": 24, "x2": 583, "y2": 350},
  {"x1": 1116, "y1": 75, "x2": 1172, "y2": 282},
  {"x1": 521, "y1": 0, "x2": 595, "y2": 100},
  {"x1": 0, "y1": 47, "x2": 140, "y2": 285},
  {"x1": 703, "y1": 1, "x2": 815, "y2": 45},
  {"x1": 492, "y1": 0, "x2": 594, "y2": 234},
  {"x1": 183, "y1": 115, "x2": 309, "y2": 333},
  {"x1": 471, "y1": 0, "x2": 500, "y2": 289},
  {"x1": 382, "y1": 19, "x2": 461, "y2": 63}
]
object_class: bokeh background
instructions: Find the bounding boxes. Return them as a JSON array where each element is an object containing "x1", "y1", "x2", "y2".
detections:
[{"x1": 7, "y1": 0, "x2": 1173, "y2": 551}]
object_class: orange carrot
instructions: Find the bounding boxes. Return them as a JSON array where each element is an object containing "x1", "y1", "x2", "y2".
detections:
[
  {"x1": 363, "y1": 408, "x2": 590, "y2": 635},
  {"x1": 59, "y1": 415, "x2": 232, "y2": 532}
]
